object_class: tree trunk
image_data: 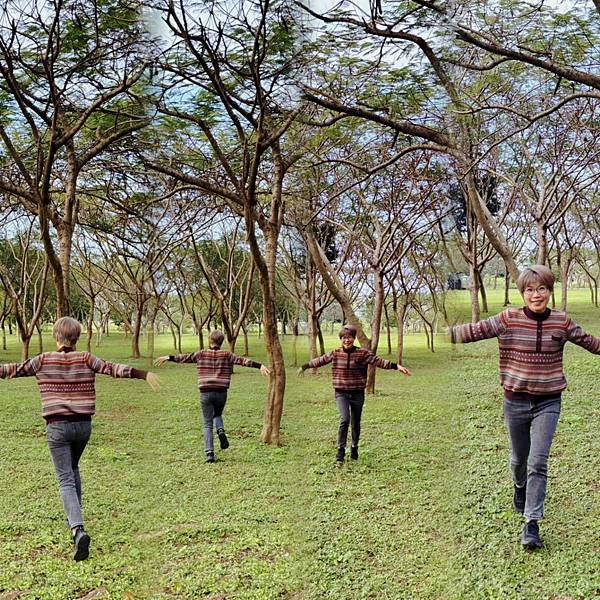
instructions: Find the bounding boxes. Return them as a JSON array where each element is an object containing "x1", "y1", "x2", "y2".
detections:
[
  {"x1": 366, "y1": 271, "x2": 385, "y2": 394},
  {"x1": 317, "y1": 321, "x2": 325, "y2": 356},
  {"x1": 86, "y1": 300, "x2": 95, "y2": 353},
  {"x1": 21, "y1": 335, "x2": 31, "y2": 361},
  {"x1": 384, "y1": 302, "x2": 392, "y2": 355},
  {"x1": 503, "y1": 265, "x2": 511, "y2": 306},
  {"x1": 560, "y1": 259, "x2": 571, "y2": 311},
  {"x1": 396, "y1": 302, "x2": 407, "y2": 364},
  {"x1": 464, "y1": 174, "x2": 520, "y2": 282},
  {"x1": 307, "y1": 312, "x2": 319, "y2": 360},
  {"x1": 536, "y1": 222, "x2": 548, "y2": 265},
  {"x1": 131, "y1": 308, "x2": 143, "y2": 359},
  {"x1": 469, "y1": 263, "x2": 481, "y2": 322},
  {"x1": 478, "y1": 270, "x2": 488, "y2": 313}
]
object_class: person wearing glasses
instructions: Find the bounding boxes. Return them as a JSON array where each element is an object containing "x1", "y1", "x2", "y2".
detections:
[{"x1": 450, "y1": 265, "x2": 600, "y2": 550}]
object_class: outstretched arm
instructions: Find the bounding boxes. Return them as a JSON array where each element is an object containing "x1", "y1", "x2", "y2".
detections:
[
  {"x1": 154, "y1": 356, "x2": 170, "y2": 367},
  {"x1": 0, "y1": 356, "x2": 42, "y2": 379},
  {"x1": 449, "y1": 312, "x2": 507, "y2": 344},
  {"x1": 154, "y1": 352, "x2": 199, "y2": 367},
  {"x1": 565, "y1": 319, "x2": 600, "y2": 354},
  {"x1": 297, "y1": 352, "x2": 334, "y2": 376}
]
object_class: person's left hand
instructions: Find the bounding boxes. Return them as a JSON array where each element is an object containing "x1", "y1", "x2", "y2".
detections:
[
  {"x1": 397, "y1": 364, "x2": 412, "y2": 376},
  {"x1": 260, "y1": 365, "x2": 270, "y2": 377}
]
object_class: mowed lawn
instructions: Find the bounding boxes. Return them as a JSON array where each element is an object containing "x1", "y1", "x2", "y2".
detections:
[{"x1": 0, "y1": 288, "x2": 598, "y2": 599}]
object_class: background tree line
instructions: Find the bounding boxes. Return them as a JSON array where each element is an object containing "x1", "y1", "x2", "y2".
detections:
[{"x1": 1, "y1": 0, "x2": 598, "y2": 443}]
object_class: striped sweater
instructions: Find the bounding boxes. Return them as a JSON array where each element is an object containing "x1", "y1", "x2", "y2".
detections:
[
  {"x1": 0, "y1": 350, "x2": 145, "y2": 422},
  {"x1": 169, "y1": 349, "x2": 261, "y2": 391},
  {"x1": 450, "y1": 307, "x2": 600, "y2": 396},
  {"x1": 302, "y1": 347, "x2": 398, "y2": 391}
]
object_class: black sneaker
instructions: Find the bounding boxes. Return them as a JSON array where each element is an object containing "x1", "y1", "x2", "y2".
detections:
[
  {"x1": 335, "y1": 447, "x2": 345, "y2": 466},
  {"x1": 521, "y1": 520, "x2": 543, "y2": 550},
  {"x1": 73, "y1": 526, "x2": 90, "y2": 561},
  {"x1": 513, "y1": 484, "x2": 526, "y2": 514},
  {"x1": 217, "y1": 429, "x2": 229, "y2": 450},
  {"x1": 350, "y1": 446, "x2": 359, "y2": 460},
  {"x1": 205, "y1": 452, "x2": 216, "y2": 463}
]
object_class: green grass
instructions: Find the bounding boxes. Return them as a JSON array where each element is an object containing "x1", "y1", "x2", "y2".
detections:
[{"x1": 0, "y1": 288, "x2": 599, "y2": 599}]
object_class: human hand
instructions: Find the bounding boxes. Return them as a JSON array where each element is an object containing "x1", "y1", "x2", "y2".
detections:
[
  {"x1": 397, "y1": 364, "x2": 412, "y2": 376},
  {"x1": 146, "y1": 372, "x2": 161, "y2": 391},
  {"x1": 260, "y1": 365, "x2": 270, "y2": 377},
  {"x1": 297, "y1": 367, "x2": 305, "y2": 377},
  {"x1": 154, "y1": 356, "x2": 169, "y2": 367}
]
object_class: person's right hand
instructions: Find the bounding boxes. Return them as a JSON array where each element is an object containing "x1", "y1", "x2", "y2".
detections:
[
  {"x1": 154, "y1": 356, "x2": 169, "y2": 367},
  {"x1": 146, "y1": 372, "x2": 161, "y2": 391},
  {"x1": 297, "y1": 367, "x2": 305, "y2": 377}
]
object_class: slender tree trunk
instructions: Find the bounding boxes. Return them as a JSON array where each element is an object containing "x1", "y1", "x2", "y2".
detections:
[
  {"x1": 395, "y1": 301, "x2": 407, "y2": 364},
  {"x1": 384, "y1": 302, "x2": 392, "y2": 355},
  {"x1": 307, "y1": 312, "x2": 319, "y2": 361},
  {"x1": 478, "y1": 270, "x2": 488, "y2": 313},
  {"x1": 1, "y1": 318, "x2": 6, "y2": 350},
  {"x1": 317, "y1": 321, "x2": 325, "y2": 356},
  {"x1": 86, "y1": 300, "x2": 95, "y2": 353},
  {"x1": 146, "y1": 317, "x2": 156, "y2": 359},
  {"x1": 292, "y1": 318, "x2": 298, "y2": 368},
  {"x1": 560, "y1": 259, "x2": 571, "y2": 311},
  {"x1": 469, "y1": 263, "x2": 481, "y2": 322},
  {"x1": 536, "y1": 222, "x2": 548, "y2": 265},
  {"x1": 503, "y1": 265, "x2": 511, "y2": 306},
  {"x1": 131, "y1": 309, "x2": 143, "y2": 359},
  {"x1": 36, "y1": 323, "x2": 43, "y2": 354}
]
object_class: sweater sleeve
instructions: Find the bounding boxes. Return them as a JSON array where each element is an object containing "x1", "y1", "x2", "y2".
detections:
[
  {"x1": 565, "y1": 318, "x2": 600, "y2": 354},
  {"x1": 363, "y1": 351, "x2": 398, "y2": 370},
  {"x1": 85, "y1": 353, "x2": 133, "y2": 378},
  {"x1": 0, "y1": 355, "x2": 43, "y2": 379},
  {"x1": 169, "y1": 352, "x2": 200, "y2": 364},
  {"x1": 230, "y1": 354, "x2": 261, "y2": 369},
  {"x1": 450, "y1": 312, "x2": 507, "y2": 344},
  {"x1": 302, "y1": 352, "x2": 334, "y2": 371}
]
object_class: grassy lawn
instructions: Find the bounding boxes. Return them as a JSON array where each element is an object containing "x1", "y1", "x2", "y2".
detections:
[{"x1": 0, "y1": 288, "x2": 598, "y2": 599}]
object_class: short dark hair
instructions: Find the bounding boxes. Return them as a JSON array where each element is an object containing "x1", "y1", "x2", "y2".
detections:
[
  {"x1": 209, "y1": 330, "x2": 225, "y2": 348},
  {"x1": 338, "y1": 325, "x2": 357, "y2": 339},
  {"x1": 516, "y1": 265, "x2": 555, "y2": 294}
]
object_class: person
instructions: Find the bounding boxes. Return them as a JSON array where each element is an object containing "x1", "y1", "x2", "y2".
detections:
[
  {"x1": 155, "y1": 330, "x2": 270, "y2": 463},
  {"x1": 298, "y1": 324, "x2": 411, "y2": 466},
  {"x1": 449, "y1": 265, "x2": 600, "y2": 550},
  {"x1": 0, "y1": 316, "x2": 160, "y2": 561}
]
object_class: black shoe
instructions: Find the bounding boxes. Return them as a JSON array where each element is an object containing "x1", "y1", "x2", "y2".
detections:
[
  {"x1": 521, "y1": 520, "x2": 543, "y2": 550},
  {"x1": 335, "y1": 447, "x2": 345, "y2": 466},
  {"x1": 73, "y1": 527, "x2": 90, "y2": 561},
  {"x1": 350, "y1": 446, "x2": 359, "y2": 460},
  {"x1": 217, "y1": 429, "x2": 229, "y2": 450},
  {"x1": 205, "y1": 452, "x2": 215, "y2": 463},
  {"x1": 513, "y1": 484, "x2": 526, "y2": 514}
]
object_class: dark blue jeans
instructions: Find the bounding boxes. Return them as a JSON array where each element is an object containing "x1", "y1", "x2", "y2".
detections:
[
  {"x1": 46, "y1": 421, "x2": 92, "y2": 529},
  {"x1": 200, "y1": 390, "x2": 227, "y2": 454},
  {"x1": 503, "y1": 396, "x2": 561, "y2": 521},
  {"x1": 335, "y1": 390, "x2": 365, "y2": 449}
]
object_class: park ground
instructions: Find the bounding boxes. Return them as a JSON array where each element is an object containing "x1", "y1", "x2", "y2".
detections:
[{"x1": 0, "y1": 289, "x2": 598, "y2": 599}]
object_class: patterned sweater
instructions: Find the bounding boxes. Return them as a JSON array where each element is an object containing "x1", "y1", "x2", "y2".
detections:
[
  {"x1": 450, "y1": 307, "x2": 600, "y2": 396},
  {"x1": 0, "y1": 349, "x2": 146, "y2": 422},
  {"x1": 302, "y1": 347, "x2": 398, "y2": 391},
  {"x1": 169, "y1": 349, "x2": 261, "y2": 391}
]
